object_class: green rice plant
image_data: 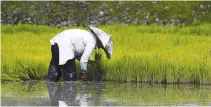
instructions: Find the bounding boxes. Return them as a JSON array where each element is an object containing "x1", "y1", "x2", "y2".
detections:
[
  {"x1": 1, "y1": 24, "x2": 211, "y2": 84},
  {"x1": 86, "y1": 50, "x2": 103, "y2": 81}
]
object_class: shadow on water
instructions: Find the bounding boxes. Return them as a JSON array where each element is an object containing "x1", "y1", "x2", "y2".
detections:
[{"x1": 1, "y1": 81, "x2": 211, "y2": 106}]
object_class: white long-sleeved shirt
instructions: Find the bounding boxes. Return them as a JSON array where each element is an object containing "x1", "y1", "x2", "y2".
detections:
[{"x1": 50, "y1": 29, "x2": 97, "y2": 71}]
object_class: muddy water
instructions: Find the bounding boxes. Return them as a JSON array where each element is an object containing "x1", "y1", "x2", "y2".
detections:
[{"x1": 1, "y1": 81, "x2": 211, "y2": 106}]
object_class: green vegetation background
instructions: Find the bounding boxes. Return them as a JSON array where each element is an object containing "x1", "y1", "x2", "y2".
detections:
[{"x1": 2, "y1": 1, "x2": 211, "y2": 25}]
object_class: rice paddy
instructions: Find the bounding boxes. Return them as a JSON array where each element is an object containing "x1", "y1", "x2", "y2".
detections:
[{"x1": 1, "y1": 24, "x2": 211, "y2": 84}]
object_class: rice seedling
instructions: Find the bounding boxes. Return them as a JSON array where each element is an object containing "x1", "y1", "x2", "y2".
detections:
[{"x1": 1, "y1": 24, "x2": 211, "y2": 84}]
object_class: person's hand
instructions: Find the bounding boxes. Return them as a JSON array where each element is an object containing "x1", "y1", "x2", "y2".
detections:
[{"x1": 80, "y1": 71, "x2": 88, "y2": 81}]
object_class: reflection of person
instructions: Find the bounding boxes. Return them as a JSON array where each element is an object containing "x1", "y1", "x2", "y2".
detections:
[
  {"x1": 46, "y1": 81, "x2": 103, "y2": 106},
  {"x1": 46, "y1": 81, "x2": 77, "y2": 106},
  {"x1": 47, "y1": 26, "x2": 113, "y2": 81}
]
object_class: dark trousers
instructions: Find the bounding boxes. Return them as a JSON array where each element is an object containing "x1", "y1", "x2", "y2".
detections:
[{"x1": 47, "y1": 43, "x2": 77, "y2": 81}]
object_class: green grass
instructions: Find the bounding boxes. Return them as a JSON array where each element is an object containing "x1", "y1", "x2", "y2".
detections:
[{"x1": 1, "y1": 24, "x2": 211, "y2": 84}]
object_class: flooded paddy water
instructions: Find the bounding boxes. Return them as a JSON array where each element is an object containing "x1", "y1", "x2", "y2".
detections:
[{"x1": 1, "y1": 81, "x2": 211, "y2": 106}]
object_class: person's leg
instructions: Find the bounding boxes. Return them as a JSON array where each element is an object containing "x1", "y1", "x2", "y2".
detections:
[
  {"x1": 47, "y1": 43, "x2": 62, "y2": 81},
  {"x1": 61, "y1": 59, "x2": 77, "y2": 81}
]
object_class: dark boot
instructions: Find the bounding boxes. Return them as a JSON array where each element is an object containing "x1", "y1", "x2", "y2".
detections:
[
  {"x1": 61, "y1": 59, "x2": 77, "y2": 81},
  {"x1": 47, "y1": 43, "x2": 62, "y2": 82}
]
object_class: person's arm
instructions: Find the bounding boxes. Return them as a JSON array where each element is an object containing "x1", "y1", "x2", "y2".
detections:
[
  {"x1": 80, "y1": 43, "x2": 96, "y2": 73},
  {"x1": 76, "y1": 56, "x2": 95, "y2": 64}
]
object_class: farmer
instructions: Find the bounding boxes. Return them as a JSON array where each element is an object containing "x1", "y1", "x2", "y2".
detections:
[{"x1": 47, "y1": 26, "x2": 113, "y2": 81}]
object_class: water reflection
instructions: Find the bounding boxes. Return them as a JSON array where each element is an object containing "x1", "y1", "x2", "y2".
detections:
[
  {"x1": 46, "y1": 81, "x2": 103, "y2": 106},
  {"x1": 2, "y1": 81, "x2": 211, "y2": 106}
]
